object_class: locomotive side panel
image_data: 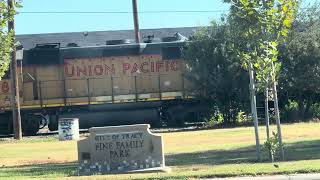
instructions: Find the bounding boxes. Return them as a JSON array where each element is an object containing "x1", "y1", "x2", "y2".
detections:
[
  {"x1": 16, "y1": 54, "x2": 186, "y2": 108},
  {"x1": 0, "y1": 80, "x2": 12, "y2": 109},
  {"x1": 0, "y1": 73, "x2": 23, "y2": 109},
  {"x1": 63, "y1": 54, "x2": 185, "y2": 103}
]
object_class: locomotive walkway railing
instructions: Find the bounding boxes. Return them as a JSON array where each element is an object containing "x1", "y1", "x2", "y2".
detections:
[{"x1": 36, "y1": 74, "x2": 199, "y2": 108}]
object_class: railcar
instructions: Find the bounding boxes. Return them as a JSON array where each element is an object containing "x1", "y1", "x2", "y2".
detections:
[{"x1": 0, "y1": 36, "x2": 202, "y2": 135}]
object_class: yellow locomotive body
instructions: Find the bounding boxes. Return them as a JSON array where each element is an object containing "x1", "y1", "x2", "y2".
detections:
[{"x1": 0, "y1": 39, "x2": 199, "y2": 135}]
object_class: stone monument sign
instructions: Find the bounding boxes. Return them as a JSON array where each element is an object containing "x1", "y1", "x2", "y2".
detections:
[{"x1": 77, "y1": 124, "x2": 166, "y2": 174}]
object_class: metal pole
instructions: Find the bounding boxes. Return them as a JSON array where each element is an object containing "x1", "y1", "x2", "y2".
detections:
[
  {"x1": 264, "y1": 86, "x2": 273, "y2": 161},
  {"x1": 249, "y1": 63, "x2": 261, "y2": 162},
  {"x1": 264, "y1": 87, "x2": 270, "y2": 139},
  {"x1": 8, "y1": 0, "x2": 22, "y2": 140},
  {"x1": 272, "y1": 62, "x2": 284, "y2": 161},
  {"x1": 132, "y1": 0, "x2": 141, "y2": 44}
]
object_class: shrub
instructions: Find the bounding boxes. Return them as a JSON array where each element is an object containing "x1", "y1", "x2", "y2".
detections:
[
  {"x1": 310, "y1": 103, "x2": 320, "y2": 118},
  {"x1": 281, "y1": 99, "x2": 299, "y2": 122},
  {"x1": 205, "y1": 111, "x2": 224, "y2": 127},
  {"x1": 236, "y1": 111, "x2": 247, "y2": 125},
  {"x1": 263, "y1": 131, "x2": 280, "y2": 162}
]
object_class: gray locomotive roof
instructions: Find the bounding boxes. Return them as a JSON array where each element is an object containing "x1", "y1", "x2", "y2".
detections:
[{"x1": 16, "y1": 27, "x2": 197, "y2": 50}]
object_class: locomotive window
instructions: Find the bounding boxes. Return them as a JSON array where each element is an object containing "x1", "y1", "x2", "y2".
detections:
[{"x1": 162, "y1": 47, "x2": 182, "y2": 60}]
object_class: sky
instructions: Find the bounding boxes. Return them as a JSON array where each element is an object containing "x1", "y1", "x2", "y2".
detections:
[{"x1": 15, "y1": 0, "x2": 317, "y2": 35}]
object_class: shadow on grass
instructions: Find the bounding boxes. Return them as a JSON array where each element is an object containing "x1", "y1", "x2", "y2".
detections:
[
  {"x1": 166, "y1": 139, "x2": 320, "y2": 166},
  {"x1": 0, "y1": 162, "x2": 77, "y2": 178},
  {"x1": 0, "y1": 139, "x2": 319, "y2": 178}
]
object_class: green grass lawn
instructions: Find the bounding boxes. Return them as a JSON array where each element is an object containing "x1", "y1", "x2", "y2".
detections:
[{"x1": 0, "y1": 122, "x2": 320, "y2": 179}]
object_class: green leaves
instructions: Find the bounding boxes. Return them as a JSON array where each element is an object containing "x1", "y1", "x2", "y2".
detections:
[
  {"x1": 0, "y1": 0, "x2": 21, "y2": 80},
  {"x1": 263, "y1": 131, "x2": 281, "y2": 162},
  {"x1": 278, "y1": 2, "x2": 320, "y2": 108},
  {"x1": 183, "y1": 21, "x2": 251, "y2": 123},
  {"x1": 227, "y1": 0, "x2": 298, "y2": 90}
]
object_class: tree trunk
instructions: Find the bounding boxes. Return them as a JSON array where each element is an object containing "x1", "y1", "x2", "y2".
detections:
[
  {"x1": 265, "y1": 86, "x2": 272, "y2": 161},
  {"x1": 305, "y1": 92, "x2": 314, "y2": 119},
  {"x1": 272, "y1": 63, "x2": 284, "y2": 161},
  {"x1": 297, "y1": 93, "x2": 305, "y2": 120},
  {"x1": 249, "y1": 63, "x2": 261, "y2": 162}
]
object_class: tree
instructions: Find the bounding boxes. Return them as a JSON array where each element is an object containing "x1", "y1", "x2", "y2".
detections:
[
  {"x1": 225, "y1": 0, "x2": 298, "y2": 161},
  {"x1": 278, "y1": 2, "x2": 320, "y2": 120},
  {"x1": 183, "y1": 21, "x2": 250, "y2": 124},
  {"x1": 0, "y1": 1, "x2": 14, "y2": 79},
  {"x1": 0, "y1": 0, "x2": 20, "y2": 79},
  {"x1": 1, "y1": 0, "x2": 22, "y2": 140}
]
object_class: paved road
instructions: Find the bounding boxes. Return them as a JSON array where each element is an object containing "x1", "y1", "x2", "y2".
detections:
[{"x1": 206, "y1": 173, "x2": 320, "y2": 180}]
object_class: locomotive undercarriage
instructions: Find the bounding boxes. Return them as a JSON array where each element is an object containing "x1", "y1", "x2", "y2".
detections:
[
  {"x1": 0, "y1": 110, "x2": 47, "y2": 136},
  {"x1": 0, "y1": 99, "x2": 203, "y2": 136}
]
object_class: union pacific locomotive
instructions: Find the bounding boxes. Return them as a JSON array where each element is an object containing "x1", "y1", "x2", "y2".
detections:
[{"x1": 0, "y1": 33, "x2": 202, "y2": 135}]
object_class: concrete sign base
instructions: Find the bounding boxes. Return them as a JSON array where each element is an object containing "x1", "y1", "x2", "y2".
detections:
[{"x1": 77, "y1": 124, "x2": 167, "y2": 175}]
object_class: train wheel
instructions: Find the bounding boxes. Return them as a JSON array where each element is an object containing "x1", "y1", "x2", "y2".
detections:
[
  {"x1": 23, "y1": 119, "x2": 40, "y2": 136},
  {"x1": 174, "y1": 113, "x2": 186, "y2": 126},
  {"x1": 48, "y1": 115, "x2": 58, "y2": 131},
  {"x1": 0, "y1": 113, "x2": 12, "y2": 135},
  {"x1": 164, "y1": 110, "x2": 185, "y2": 127},
  {"x1": 22, "y1": 114, "x2": 40, "y2": 136}
]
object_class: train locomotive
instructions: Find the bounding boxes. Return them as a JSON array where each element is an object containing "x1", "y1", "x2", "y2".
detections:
[{"x1": 0, "y1": 34, "x2": 201, "y2": 135}]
